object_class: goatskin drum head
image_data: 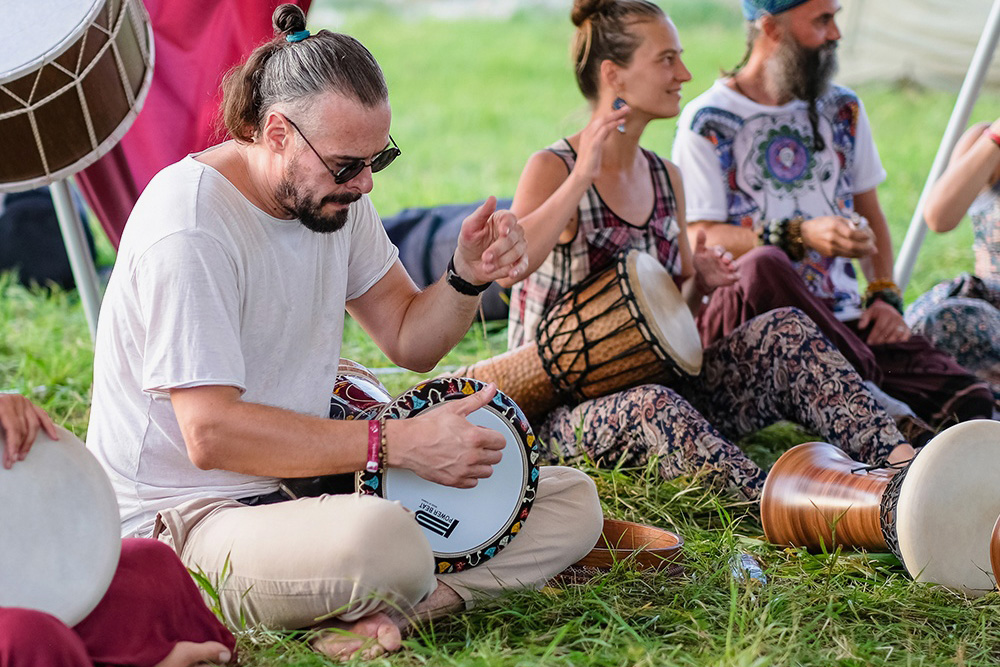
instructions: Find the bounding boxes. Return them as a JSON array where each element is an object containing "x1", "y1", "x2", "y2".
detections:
[
  {"x1": 0, "y1": 425, "x2": 121, "y2": 624},
  {"x1": 627, "y1": 250, "x2": 703, "y2": 376},
  {"x1": 895, "y1": 419, "x2": 1000, "y2": 596},
  {"x1": 0, "y1": 0, "x2": 103, "y2": 82},
  {"x1": 384, "y1": 406, "x2": 528, "y2": 558}
]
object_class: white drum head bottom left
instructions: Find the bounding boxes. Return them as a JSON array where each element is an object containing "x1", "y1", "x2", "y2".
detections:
[{"x1": 0, "y1": 426, "x2": 121, "y2": 625}]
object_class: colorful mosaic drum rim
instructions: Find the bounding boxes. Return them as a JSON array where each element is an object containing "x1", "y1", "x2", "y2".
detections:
[{"x1": 356, "y1": 377, "x2": 540, "y2": 574}]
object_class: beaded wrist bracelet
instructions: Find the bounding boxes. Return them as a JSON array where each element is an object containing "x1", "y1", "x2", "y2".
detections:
[
  {"x1": 756, "y1": 216, "x2": 806, "y2": 261},
  {"x1": 863, "y1": 278, "x2": 904, "y2": 314}
]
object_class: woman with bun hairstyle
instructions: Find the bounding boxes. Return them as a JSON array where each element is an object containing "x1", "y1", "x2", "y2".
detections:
[
  {"x1": 504, "y1": 0, "x2": 915, "y2": 499},
  {"x1": 904, "y1": 119, "x2": 1000, "y2": 401}
]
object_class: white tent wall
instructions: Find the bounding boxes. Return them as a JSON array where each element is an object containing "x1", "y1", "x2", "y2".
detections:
[{"x1": 838, "y1": 0, "x2": 1000, "y2": 92}]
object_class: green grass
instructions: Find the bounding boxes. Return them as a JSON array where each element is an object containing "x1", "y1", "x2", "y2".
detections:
[{"x1": 3, "y1": 2, "x2": 1000, "y2": 665}]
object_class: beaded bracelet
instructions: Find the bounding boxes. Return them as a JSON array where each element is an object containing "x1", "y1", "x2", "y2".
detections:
[
  {"x1": 378, "y1": 417, "x2": 388, "y2": 470},
  {"x1": 863, "y1": 279, "x2": 904, "y2": 314},
  {"x1": 756, "y1": 216, "x2": 806, "y2": 261}
]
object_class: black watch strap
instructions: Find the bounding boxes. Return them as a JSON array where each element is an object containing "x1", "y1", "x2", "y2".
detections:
[{"x1": 446, "y1": 255, "x2": 492, "y2": 296}]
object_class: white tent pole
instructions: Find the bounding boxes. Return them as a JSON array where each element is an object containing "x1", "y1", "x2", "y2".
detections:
[
  {"x1": 49, "y1": 179, "x2": 101, "y2": 340},
  {"x1": 894, "y1": 0, "x2": 1000, "y2": 290}
]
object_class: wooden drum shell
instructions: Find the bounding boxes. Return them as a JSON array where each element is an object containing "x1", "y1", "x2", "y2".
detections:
[
  {"x1": 760, "y1": 442, "x2": 892, "y2": 553},
  {"x1": 452, "y1": 345, "x2": 556, "y2": 422},
  {"x1": 0, "y1": 0, "x2": 154, "y2": 191}
]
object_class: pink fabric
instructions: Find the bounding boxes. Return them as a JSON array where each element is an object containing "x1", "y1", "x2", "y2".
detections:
[
  {"x1": 76, "y1": 0, "x2": 312, "y2": 248},
  {"x1": 0, "y1": 539, "x2": 235, "y2": 667}
]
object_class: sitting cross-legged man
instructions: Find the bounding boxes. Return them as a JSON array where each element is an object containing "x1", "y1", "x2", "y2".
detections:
[{"x1": 85, "y1": 5, "x2": 602, "y2": 660}]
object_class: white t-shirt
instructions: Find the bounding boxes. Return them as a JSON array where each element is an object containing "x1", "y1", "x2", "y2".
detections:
[
  {"x1": 87, "y1": 154, "x2": 398, "y2": 537},
  {"x1": 672, "y1": 80, "x2": 886, "y2": 320}
]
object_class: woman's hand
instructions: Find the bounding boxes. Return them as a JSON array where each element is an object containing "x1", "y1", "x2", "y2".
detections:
[
  {"x1": 1, "y1": 394, "x2": 59, "y2": 469},
  {"x1": 573, "y1": 104, "x2": 631, "y2": 183},
  {"x1": 691, "y1": 229, "x2": 739, "y2": 295}
]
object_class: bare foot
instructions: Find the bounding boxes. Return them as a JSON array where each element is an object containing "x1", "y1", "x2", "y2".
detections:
[
  {"x1": 311, "y1": 612, "x2": 402, "y2": 662},
  {"x1": 154, "y1": 641, "x2": 232, "y2": 667}
]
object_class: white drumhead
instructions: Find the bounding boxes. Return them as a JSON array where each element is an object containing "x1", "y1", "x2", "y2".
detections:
[
  {"x1": 0, "y1": 1, "x2": 104, "y2": 82},
  {"x1": 628, "y1": 251, "x2": 703, "y2": 375},
  {"x1": 383, "y1": 405, "x2": 528, "y2": 558},
  {"x1": 895, "y1": 420, "x2": 1000, "y2": 596},
  {"x1": 0, "y1": 425, "x2": 121, "y2": 624}
]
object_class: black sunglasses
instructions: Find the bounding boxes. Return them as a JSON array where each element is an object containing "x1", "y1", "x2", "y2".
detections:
[{"x1": 285, "y1": 117, "x2": 400, "y2": 184}]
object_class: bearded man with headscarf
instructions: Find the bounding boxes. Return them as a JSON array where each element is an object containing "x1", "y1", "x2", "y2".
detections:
[{"x1": 671, "y1": 0, "x2": 994, "y2": 439}]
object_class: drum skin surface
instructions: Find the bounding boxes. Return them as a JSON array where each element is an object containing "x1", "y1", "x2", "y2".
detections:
[
  {"x1": 895, "y1": 420, "x2": 1000, "y2": 596},
  {"x1": 0, "y1": 426, "x2": 121, "y2": 625},
  {"x1": 627, "y1": 251, "x2": 702, "y2": 377}
]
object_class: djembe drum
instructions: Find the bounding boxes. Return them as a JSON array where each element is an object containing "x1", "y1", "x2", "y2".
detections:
[
  {"x1": 455, "y1": 249, "x2": 702, "y2": 420},
  {"x1": 0, "y1": 426, "x2": 121, "y2": 624},
  {"x1": 761, "y1": 420, "x2": 1000, "y2": 596}
]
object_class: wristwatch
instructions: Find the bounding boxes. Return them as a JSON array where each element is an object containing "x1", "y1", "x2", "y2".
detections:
[{"x1": 446, "y1": 255, "x2": 492, "y2": 296}]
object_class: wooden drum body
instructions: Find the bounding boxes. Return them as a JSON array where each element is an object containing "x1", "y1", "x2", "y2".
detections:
[
  {"x1": 0, "y1": 0, "x2": 154, "y2": 191},
  {"x1": 762, "y1": 420, "x2": 1000, "y2": 596},
  {"x1": 457, "y1": 249, "x2": 702, "y2": 420}
]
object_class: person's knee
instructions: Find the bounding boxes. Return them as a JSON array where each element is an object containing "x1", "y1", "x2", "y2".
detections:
[
  {"x1": 620, "y1": 384, "x2": 682, "y2": 414},
  {"x1": 737, "y1": 245, "x2": 794, "y2": 279},
  {"x1": 315, "y1": 495, "x2": 435, "y2": 602},
  {"x1": 538, "y1": 467, "x2": 603, "y2": 561},
  {"x1": 0, "y1": 609, "x2": 89, "y2": 666}
]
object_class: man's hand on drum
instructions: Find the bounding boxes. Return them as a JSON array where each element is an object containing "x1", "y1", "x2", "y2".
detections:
[
  {"x1": 858, "y1": 299, "x2": 911, "y2": 346},
  {"x1": 692, "y1": 229, "x2": 739, "y2": 294},
  {"x1": 801, "y1": 215, "x2": 876, "y2": 258},
  {"x1": 0, "y1": 394, "x2": 59, "y2": 469},
  {"x1": 452, "y1": 196, "x2": 529, "y2": 284},
  {"x1": 393, "y1": 383, "x2": 506, "y2": 488}
]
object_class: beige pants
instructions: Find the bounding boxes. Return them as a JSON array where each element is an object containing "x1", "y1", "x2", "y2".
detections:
[{"x1": 155, "y1": 466, "x2": 602, "y2": 630}]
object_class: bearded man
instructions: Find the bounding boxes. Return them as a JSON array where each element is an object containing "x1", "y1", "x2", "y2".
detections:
[
  {"x1": 86, "y1": 5, "x2": 602, "y2": 660},
  {"x1": 671, "y1": 0, "x2": 994, "y2": 437}
]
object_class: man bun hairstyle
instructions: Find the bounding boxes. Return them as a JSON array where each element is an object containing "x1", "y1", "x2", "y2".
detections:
[
  {"x1": 571, "y1": 0, "x2": 665, "y2": 101},
  {"x1": 220, "y1": 3, "x2": 388, "y2": 143}
]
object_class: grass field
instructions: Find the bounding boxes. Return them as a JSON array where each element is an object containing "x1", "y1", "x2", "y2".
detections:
[{"x1": 3, "y1": 2, "x2": 1000, "y2": 665}]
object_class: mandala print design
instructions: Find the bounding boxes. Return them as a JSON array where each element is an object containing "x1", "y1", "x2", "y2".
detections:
[{"x1": 756, "y1": 125, "x2": 815, "y2": 191}]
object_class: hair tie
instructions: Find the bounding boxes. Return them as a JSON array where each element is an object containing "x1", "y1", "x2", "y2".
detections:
[{"x1": 286, "y1": 29, "x2": 311, "y2": 43}]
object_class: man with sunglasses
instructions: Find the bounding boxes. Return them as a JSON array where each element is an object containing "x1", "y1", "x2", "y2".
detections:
[{"x1": 86, "y1": 8, "x2": 603, "y2": 660}]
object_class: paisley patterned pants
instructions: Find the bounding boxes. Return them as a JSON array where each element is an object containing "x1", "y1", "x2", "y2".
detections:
[
  {"x1": 539, "y1": 307, "x2": 907, "y2": 500},
  {"x1": 905, "y1": 273, "x2": 1000, "y2": 403}
]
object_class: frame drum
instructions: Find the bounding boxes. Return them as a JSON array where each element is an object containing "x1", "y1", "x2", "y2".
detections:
[
  {"x1": 0, "y1": 0, "x2": 154, "y2": 191},
  {"x1": 0, "y1": 426, "x2": 121, "y2": 624},
  {"x1": 357, "y1": 377, "x2": 540, "y2": 573}
]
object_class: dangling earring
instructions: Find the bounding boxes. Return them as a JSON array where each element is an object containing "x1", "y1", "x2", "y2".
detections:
[{"x1": 613, "y1": 96, "x2": 627, "y2": 133}]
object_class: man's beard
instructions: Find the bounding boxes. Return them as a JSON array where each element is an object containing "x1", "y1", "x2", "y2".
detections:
[
  {"x1": 767, "y1": 33, "x2": 839, "y2": 104},
  {"x1": 274, "y1": 160, "x2": 361, "y2": 234}
]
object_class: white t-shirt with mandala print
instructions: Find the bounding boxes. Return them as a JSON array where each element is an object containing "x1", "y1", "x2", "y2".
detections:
[{"x1": 672, "y1": 79, "x2": 886, "y2": 321}]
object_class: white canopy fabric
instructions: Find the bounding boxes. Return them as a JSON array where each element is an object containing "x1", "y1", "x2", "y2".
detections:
[{"x1": 838, "y1": 0, "x2": 1000, "y2": 93}]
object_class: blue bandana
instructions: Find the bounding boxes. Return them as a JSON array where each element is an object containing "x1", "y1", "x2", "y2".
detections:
[{"x1": 741, "y1": 0, "x2": 811, "y2": 20}]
